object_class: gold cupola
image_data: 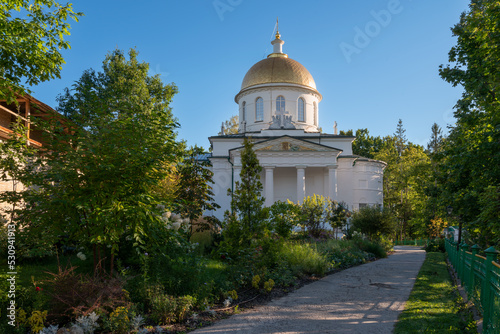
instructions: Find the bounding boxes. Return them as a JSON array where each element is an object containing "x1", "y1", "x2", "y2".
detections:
[{"x1": 236, "y1": 30, "x2": 321, "y2": 101}]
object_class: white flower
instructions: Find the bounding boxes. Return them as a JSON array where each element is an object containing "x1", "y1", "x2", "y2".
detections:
[
  {"x1": 223, "y1": 298, "x2": 231, "y2": 308},
  {"x1": 172, "y1": 222, "x2": 181, "y2": 231},
  {"x1": 182, "y1": 218, "x2": 190, "y2": 224},
  {"x1": 171, "y1": 213, "x2": 181, "y2": 221},
  {"x1": 76, "y1": 252, "x2": 86, "y2": 261}
]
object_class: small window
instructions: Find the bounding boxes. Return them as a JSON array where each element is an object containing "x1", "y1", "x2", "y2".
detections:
[
  {"x1": 313, "y1": 102, "x2": 317, "y2": 126},
  {"x1": 256, "y1": 97, "x2": 263, "y2": 121},
  {"x1": 242, "y1": 101, "x2": 246, "y2": 122},
  {"x1": 276, "y1": 96, "x2": 285, "y2": 113},
  {"x1": 298, "y1": 98, "x2": 305, "y2": 122}
]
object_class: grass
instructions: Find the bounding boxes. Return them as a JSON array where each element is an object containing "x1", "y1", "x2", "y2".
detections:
[{"x1": 393, "y1": 252, "x2": 477, "y2": 334}]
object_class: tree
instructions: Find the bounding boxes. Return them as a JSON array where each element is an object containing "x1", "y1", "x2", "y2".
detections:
[
  {"x1": 300, "y1": 194, "x2": 328, "y2": 237},
  {"x1": 374, "y1": 124, "x2": 431, "y2": 240},
  {"x1": 174, "y1": 145, "x2": 220, "y2": 234},
  {"x1": 350, "y1": 206, "x2": 396, "y2": 240},
  {"x1": 225, "y1": 138, "x2": 268, "y2": 246},
  {"x1": 326, "y1": 200, "x2": 350, "y2": 239},
  {"x1": 394, "y1": 119, "x2": 407, "y2": 157},
  {"x1": 0, "y1": 1, "x2": 82, "y2": 103},
  {"x1": 426, "y1": 123, "x2": 444, "y2": 156},
  {"x1": 338, "y1": 128, "x2": 383, "y2": 159},
  {"x1": 0, "y1": 49, "x2": 181, "y2": 272},
  {"x1": 220, "y1": 115, "x2": 239, "y2": 135},
  {"x1": 268, "y1": 200, "x2": 301, "y2": 238},
  {"x1": 438, "y1": 0, "x2": 500, "y2": 247}
]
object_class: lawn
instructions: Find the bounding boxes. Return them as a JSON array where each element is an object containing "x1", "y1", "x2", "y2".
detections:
[{"x1": 393, "y1": 252, "x2": 477, "y2": 334}]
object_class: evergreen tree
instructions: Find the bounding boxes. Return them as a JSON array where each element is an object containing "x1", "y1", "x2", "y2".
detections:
[
  {"x1": 426, "y1": 123, "x2": 444, "y2": 156},
  {"x1": 230, "y1": 138, "x2": 267, "y2": 239},
  {"x1": 394, "y1": 119, "x2": 407, "y2": 157}
]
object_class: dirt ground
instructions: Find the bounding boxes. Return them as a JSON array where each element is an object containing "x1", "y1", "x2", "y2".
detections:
[{"x1": 189, "y1": 246, "x2": 426, "y2": 334}]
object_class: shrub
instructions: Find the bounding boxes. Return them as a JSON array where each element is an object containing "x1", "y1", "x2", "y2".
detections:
[
  {"x1": 105, "y1": 306, "x2": 131, "y2": 334},
  {"x1": 300, "y1": 195, "x2": 328, "y2": 237},
  {"x1": 268, "y1": 201, "x2": 301, "y2": 238},
  {"x1": 425, "y1": 238, "x2": 445, "y2": 253},
  {"x1": 43, "y1": 264, "x2": 128, "y2": 322},
  {"x1": 350, "y1": 206, "x2": 396, "y2": 240},
  {"x1": 354, "y1": 239, "x2": 387, "y2": 259},
  {"x1": 279, "y1": 242, "x2": 330, "y2": 276},
  {"x1": 146, "y1": 285, "x2": 195, "y2": 324},
  {"x1": 263, "y1": 279, "x2": 274, "y2": 293}
]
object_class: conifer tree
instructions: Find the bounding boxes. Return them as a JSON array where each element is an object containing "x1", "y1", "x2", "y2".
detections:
[
  {"x1": 231, "y1": 138, "x2": 267, "y2": 237},
  {"x1": 224, "y1": 138, "x2": 268, "y2": 250}
]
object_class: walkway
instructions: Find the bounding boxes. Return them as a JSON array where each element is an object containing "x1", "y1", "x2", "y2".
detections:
[{"x1": 191, "y1": 246, "x2": 426, "y2": 334}]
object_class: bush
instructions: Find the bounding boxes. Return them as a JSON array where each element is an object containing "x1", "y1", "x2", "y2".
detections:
[
  {"x1": 350, "y1": 206, "x2": 396, "y2": 240},
  {"x1": 42, "y1": 264, "x2": 128, "y2": 322},
  {"x1": 268, "y1": 201, "x2": 301, "y2": 238},
  {"x1": 300, "y1": 195, "x2": 328, "y2": 237},
  {"x1": 278, "y1": 242, "x2": 330, "y2": 276},
  {"x1": 357, "y1": 240, "x2": 387, "y2": 259},
  {"x1": 146, "y1": 285, "x2": 195, "y2": 324},
  {"x1": 425, "y1": 238, "x2": 445, "y2": 253}
]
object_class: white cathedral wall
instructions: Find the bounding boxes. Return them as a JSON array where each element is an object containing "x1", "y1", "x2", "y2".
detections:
[
  {"x1": 305, "y1": 167, "x2": 326, "y2": 199},
  {"x1": 211, "y1": 139, "x2": 244, "y2": 156},
  {"x1": 273, "y1": 167, "x2": 297, "y2": 203}
]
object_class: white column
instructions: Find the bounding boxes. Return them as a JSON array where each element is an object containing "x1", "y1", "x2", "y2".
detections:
[
  {"x1": 327, "y1": 164, "x2": 338, "y2": 200},
  {"x1": 296, "y1": 165, "x2": 306, "y2": 203},
  {"x1": 264, "y1": 167, "x2": 275, "y2": 207}
]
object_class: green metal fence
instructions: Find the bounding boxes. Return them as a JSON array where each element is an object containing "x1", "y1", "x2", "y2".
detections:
[
  {"x1": 445, "y1": 238, "x2": 499, "y2": 334},
  {"x1": 394, "y1": 239, "x2": 428, "y2": 246}
]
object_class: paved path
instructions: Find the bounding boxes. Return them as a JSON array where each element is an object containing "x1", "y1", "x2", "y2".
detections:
[{"x1": 191, "y1": 246, "x2": 426, "y2": 334}]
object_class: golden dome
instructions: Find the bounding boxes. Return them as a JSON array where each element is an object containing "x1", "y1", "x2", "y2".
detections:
[{"x1": 240, "y1": 57, "x2": 318, "y2": 92}]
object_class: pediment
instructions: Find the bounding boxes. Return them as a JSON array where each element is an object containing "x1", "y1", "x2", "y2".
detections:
[{"x1": 231, "y1": 136, "x2": 342, "y2": 153}]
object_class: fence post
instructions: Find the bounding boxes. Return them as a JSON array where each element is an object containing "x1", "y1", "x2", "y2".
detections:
[
  {"x1": 470, "y1": 244, "x2": 480, "y2": 297},
  {"x1": 482, "y1": 247, "x2": 498, "y2": 333},
  {"x1": 458, "y1": 242, "x2": 467, "y2": 282}
]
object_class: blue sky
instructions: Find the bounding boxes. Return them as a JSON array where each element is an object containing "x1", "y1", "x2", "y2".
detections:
[{"x1": 31, "y1": 0, "x2": 470, "y2": 149}]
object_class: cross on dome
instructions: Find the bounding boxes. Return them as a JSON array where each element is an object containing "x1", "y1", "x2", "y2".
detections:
[{"x1": 269, "y1": 18, "x2": 286, "y2": 58}]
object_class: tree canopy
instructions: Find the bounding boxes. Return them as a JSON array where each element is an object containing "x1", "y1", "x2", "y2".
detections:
[
  {"x1": 0, "y1": 0, "x2": 82, "y2": 103},
  {"x1": 0, "y1": 49, "x2": 181, "y2": 272},
  {"x1": 438, "y1": 0, "x2": 500, "y2": 246}
]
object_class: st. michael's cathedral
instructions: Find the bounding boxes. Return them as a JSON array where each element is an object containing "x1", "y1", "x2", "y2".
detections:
[{"x1": 208, "y1": 30, "x2": 386, "y2": 220}]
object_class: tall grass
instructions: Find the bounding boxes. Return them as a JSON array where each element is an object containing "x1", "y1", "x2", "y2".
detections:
[{"x1": 278, "y1": 242, "x2": 330, "y2": 276}]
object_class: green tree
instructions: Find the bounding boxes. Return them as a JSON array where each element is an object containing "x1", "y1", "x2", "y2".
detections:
[
  {"x1": 268, "y1": 200, "x2": 301, "y2": 238},
  {"x1": 0, "y1": 49, "x2": 181, "y2": 272},
  {"x1": 0, "y1": 1, "x2": 82, "y2": 103},
  {"x1": 339, "y1": 128, "x2": 383, "y2": 159},
  {"x1": 374, "y1": 123, "x2": 431, "y2": 240},
  {"x1": 174, "y1": 145, "x2": 220, "y2": 234},
  {"x1": 426, "y1": 123, "x2": 444, "y2": 156},
  {"x1": 326, "y1": 200, "x2": 350, "y2": 239},
  {"x1": 300, "y1": 194, "x2": 329, "y2": 237},
  {"x1": 438, "y1": 0, "x2": 500, "y2": 246},
  {"x1": 350, "y1": 206, "x2": 396, "y2": 240},
  {"x1": 225, "y1": 138, "x2": 268, "y2": 247}
]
